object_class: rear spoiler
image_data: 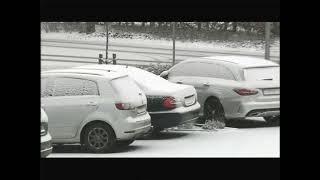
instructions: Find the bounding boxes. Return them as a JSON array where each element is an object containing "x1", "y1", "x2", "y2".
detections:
[{"x1": 243, "y1": 65, "x2": 279, "y2": 69}]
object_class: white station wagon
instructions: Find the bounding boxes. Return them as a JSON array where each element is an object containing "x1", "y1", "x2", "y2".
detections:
[
  {"x1": 41, "y1": 69, "x2": 151, "y2": 153},
  {"x1": 41, "y1": 108, "x2": 52, "y2": 157},
  {"x1": 160, "y1": 56, "x2": 280, "y2": 124}
]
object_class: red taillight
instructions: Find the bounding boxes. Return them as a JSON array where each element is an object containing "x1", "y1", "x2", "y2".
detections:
[
  {"x1": 162, "y1": 97, "x2": 176, "y2": 109},
  {"x1": 233, "y1": 88, "x2": 258, "y2": 96},
  {"x1": 115, "y1": 103, "x2": 133, "y2": 110}
]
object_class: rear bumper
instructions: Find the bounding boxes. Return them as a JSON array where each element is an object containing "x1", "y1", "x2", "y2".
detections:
[
  {"x1": 150, "y1": 105, "x2": 200, "y2": 129},
  {"x1": 226, "y1": 99, "x2": 280, "y2": 119},
  {"x1": 41, "y1": 138, "x2": 53, "y2": 158},
  {"x1": 246, "y1": 108, "x2": 280, "y2": 117},
  {"x1": 118, "y1": 124, "x2": 152, "y2": 140},
  {"x1": 116, "y1": 112, "x2": 152, "y2": 140}
]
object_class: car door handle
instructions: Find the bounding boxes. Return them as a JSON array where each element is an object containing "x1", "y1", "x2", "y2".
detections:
[
  {"x1": 86, "y1": 102, "x2": 98, "y2": 106},
  {"x1": 177, "y1": 81, "x2": 183, "y2": 84},
  {"x1": 203, "y1": 82, "x2": 210, "y2": 86}
]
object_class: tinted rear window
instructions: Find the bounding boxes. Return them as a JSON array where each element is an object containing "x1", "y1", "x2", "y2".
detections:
[{"x1": 244, "y1": 66, "x2": 280, "y2": 81}]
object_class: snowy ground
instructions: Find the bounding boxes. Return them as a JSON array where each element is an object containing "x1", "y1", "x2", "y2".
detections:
[{"x1": 48, "y1": 120, "x2": 279, "y2": 158}]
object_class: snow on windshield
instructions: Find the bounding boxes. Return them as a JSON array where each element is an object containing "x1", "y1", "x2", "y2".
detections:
[{"x1": 244, "y1": 66, "x2": 279, "y2": 81}]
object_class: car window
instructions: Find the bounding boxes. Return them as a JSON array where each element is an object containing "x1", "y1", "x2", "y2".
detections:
[
  {"x1": 244, "y1": 66, "x2": 279, "y2": 81},
  {"x1": 41, "y1": 78, "x2": 54, "y2": 98},
  {"x1": 83, "y1": 79, "x2": 99, "y2": 96},
  {"x1": 204, "y1": 63, "x2": 235, "y2": 80},
  {"x1": 53, "y1": 77, "x2": 99, "y2": 97},
  {"x1": 170, "y1": 62, "x2": 235, "y2": 80},
  {"x1": 170, "y1": 62, "x2": 198, "y2": 77}
]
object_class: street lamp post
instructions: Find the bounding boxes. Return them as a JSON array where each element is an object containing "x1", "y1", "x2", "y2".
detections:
[
  {"x1": 265, "y1": 22, "x2": 271, "y2": 60},
  {"x1": 106, "y1": 22, "x2": 109, "y2": 60},
  {"x1": 172, "y1": 22, "x2": 176, "y2": 66}
]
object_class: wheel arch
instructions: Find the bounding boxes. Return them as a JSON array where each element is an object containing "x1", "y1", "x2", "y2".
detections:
[
  {"x1": 79, "y1": 120, "x2": 116, "y2": 145},
  {"x1": 200, "y1": 95, "x2": 225, "y2": 116}
]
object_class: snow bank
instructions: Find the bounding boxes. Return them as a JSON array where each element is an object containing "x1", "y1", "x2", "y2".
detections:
[{"x1": 48, "y1": 127, "x2": 279, "y2": 158}]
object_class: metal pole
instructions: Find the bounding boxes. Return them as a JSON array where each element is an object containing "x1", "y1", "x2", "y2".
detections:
[
  {"x1": 265, "y1": 22, "x2": 271, "y2": 60},
  {"x1": 106, "y1": 22, "x2": 109, "y2": 59},
  {"x1": 98, "y1": 54, "x2": 103, "y2": 64},
  {"x1": 172, "y1": 22, "x2": 176, "y2": 66}
]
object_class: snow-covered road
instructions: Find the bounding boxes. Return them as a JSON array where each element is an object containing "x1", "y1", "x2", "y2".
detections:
[
  {"x1": 41, "y1": 40, "x2": 279, "y2": 64},
  {"x1": 48, "y1": 126, "x2": 279, "y2": 158},
  {"x1": 41, "y1": 32, "x2": 279, "y2": 70}
]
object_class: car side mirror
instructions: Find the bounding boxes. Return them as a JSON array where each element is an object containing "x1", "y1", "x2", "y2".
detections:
[{"x1": 159, "y1": 71, "x2": 169, "y2": 79}]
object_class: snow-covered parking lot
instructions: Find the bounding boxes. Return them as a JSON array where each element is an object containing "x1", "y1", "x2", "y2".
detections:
[
  {"x1": 42, "y1": 32, "x2": 280, "y2": 158},
  {"x1": 48, "y1": 119, "x2": 279, "y2": 158}
]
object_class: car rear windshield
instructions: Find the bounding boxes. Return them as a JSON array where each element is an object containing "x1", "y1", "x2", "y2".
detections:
[
  {"x1": 110, "y1": 76, "x2": 142, "y2": 100},
  {"x1": 244, "y1": 66, "x2": 279, "y2": 81}
]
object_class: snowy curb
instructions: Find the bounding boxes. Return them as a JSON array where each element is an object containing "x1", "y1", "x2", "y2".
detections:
[{"x1": 168, "y1": 126, "x2": 238, "y2": 132}]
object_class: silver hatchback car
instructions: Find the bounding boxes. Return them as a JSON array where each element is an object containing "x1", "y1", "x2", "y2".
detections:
[
  {"x1": 41, "y1": 69, "x2": 151, "y2": 153},
  {"x1": 73, "y1": 65, "x2": 201, "y2": 133},
  {"x1": 160, "y1": 56, "x2": 280, "y2": 123}
]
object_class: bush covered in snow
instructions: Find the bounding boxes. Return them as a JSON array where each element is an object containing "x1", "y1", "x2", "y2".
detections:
[
  {"x1": 202, "y1": 120, "x2": 226, "y2": 130},
  {"x1": 136, "y1": 63, "x2": 172, "y2": 75}
]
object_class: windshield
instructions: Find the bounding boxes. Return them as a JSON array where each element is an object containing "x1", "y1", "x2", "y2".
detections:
[{"x1": 244, "y1": 66, "x2": 279, "y2": 81}]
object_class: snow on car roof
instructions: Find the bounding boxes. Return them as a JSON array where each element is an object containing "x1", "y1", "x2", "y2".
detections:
[
  {"x1": 42, "y1": 68, "x2": 127, "y2": 79},
  {"x1": 74, "y1": 64, "x2": 172, "y2": 89},
  {"x1": 199, "y1": 56, "x2": 279, "y2": 68}
]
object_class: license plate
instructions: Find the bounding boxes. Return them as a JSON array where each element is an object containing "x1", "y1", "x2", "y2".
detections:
[
  {"x1": 263, "y1": 88, "x2": 280, "y2": 95},
  {"x1": 185, "y1": 95, "x2": 195, "y2": 106}
]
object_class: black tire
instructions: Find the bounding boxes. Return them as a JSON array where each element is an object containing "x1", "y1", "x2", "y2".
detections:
[
  {"x1": 116, "y1": 139, "x2": 135, "y2": 148},
  {"x1": 83, "y1": 122, "x2": 116, "y2": 153},
  {"x1": 202, "y1": 97, "x2": 226, "y2": 124}
]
